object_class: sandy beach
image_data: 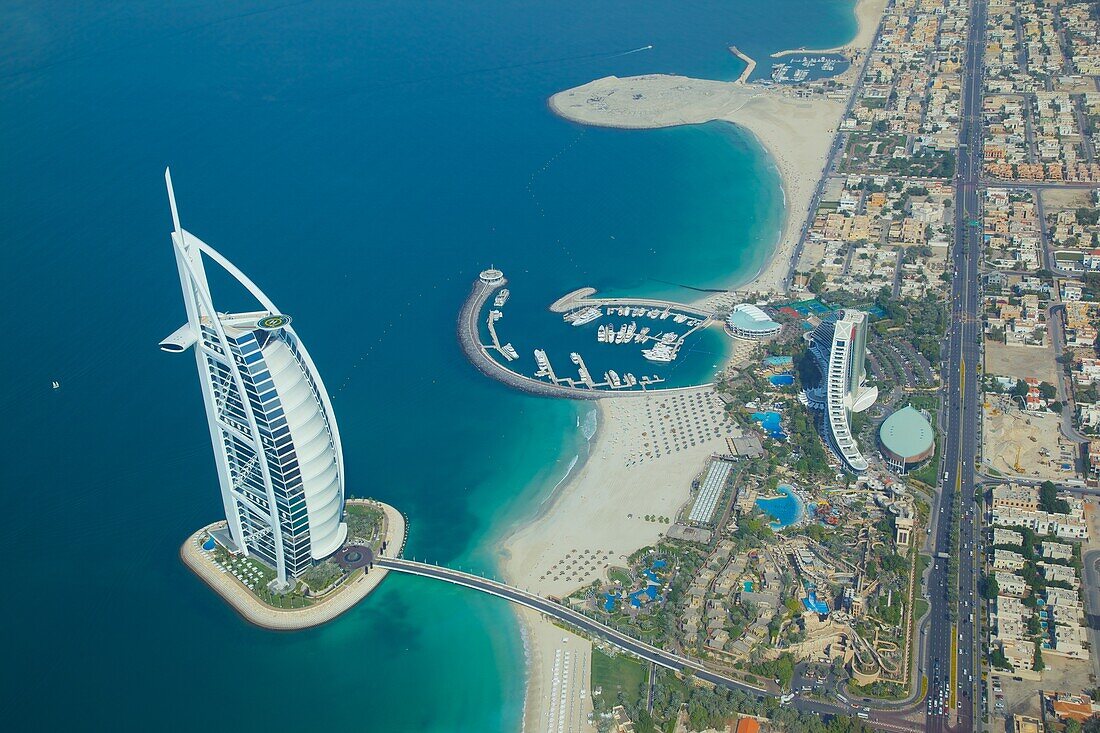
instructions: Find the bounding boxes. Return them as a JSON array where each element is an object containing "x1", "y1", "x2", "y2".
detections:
[
  {"x1": 507, "y1": 1, "x2": 888, "y2": 728},
  {"x1": 771, "y1": 0, "x2": 886, "y2": 58},
  {"x1": 502, "y1": 389, "x2": 745, "y2": 731}
]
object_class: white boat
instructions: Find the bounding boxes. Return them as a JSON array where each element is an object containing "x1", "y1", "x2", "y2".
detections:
[
  {"x1": 568, "y1": 307, "x2": 602, "y2": 326},
  {"x1": 501, "y1": 343, "x2": 518, "y2": 361},
  {"x1": 608, "y1": 370, "x2": 622, "y2": 389},
  {"x1": 661, "y1": 332, "x2": 679, "y2": 344},
  {"x1": 634, "y1": 326, "x2": 650, "y2": 343},
  {"x1": 534, "y1": 349, "x2": 551, "y2": 374},
  {"x1": 570, "y1": 352, "x2": 582, "y2": 365},
  {"x1": 642, "y1": 343, "x2": 676, "y2": 362},
  {"x1": 51, "y1": 381, "x2": 60, "y2": 389},
  {"x1": 673, "y1": 314, "x2": 688, "y2": 324},
  {"x1": 646, "y1": 309, "x2": 660, "y2": 318},
  {"x1": 493, "y1": 289, "x2": 510, "y2": 307},
  {"x1": 614, "y1": 324, "x2": 629, "y2": 343},
  {"x1": 624, "y1": 373, "x2": 637, "y2": 387},
  {"x1": 631, "y1": 307, "x2": 645, "y2": 317},
  {"x1": 624, "y1": 322, "x2": 637, "y2": 342}
]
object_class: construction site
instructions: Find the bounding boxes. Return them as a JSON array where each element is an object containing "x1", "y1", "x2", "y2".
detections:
[{"x1": 981, "y1": 396, "x2": 1077, "y2": 480}]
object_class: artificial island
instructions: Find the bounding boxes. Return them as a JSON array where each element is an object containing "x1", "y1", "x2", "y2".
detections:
[{"x1": 161, "y1": 169, "x2": 405, "y2": 630}]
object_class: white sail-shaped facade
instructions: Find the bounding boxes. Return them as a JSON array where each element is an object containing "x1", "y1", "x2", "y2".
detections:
[
  {"x1": 159, "y1": 169, "x2": 346, "y2": 587},
  {"x1": 805, "y1": 309, "x2": 877, "y2": 473}
]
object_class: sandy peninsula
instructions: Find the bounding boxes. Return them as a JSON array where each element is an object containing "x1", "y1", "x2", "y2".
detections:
[{"x1": 547, "y1": 0, "x2": 886, "y2": 298}]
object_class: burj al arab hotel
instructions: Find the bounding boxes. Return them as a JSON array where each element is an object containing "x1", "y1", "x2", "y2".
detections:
[{"x1": 159, "y1": 169, "x2": 346, "y2": 589}]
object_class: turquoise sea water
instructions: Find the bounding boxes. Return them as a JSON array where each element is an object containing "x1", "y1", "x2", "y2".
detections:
[{"x1": 1, "y1": 1, "x2": 859, "y2": 729}]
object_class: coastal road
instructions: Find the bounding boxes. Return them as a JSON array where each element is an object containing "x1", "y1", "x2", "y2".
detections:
[
  {"x1": 923, "y1": 0, "x2": 988, "y2": 732},
  {"x1": 375, "y1": 557, "x2": 924, "y2": 730},
  {"x1": 782, "y1": 0, "x2": 888, "y2": 290}
]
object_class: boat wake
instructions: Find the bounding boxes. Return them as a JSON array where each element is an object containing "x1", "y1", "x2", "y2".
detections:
[{"x1": 613, "y1": 44, "x2": 654, "y2": 57}]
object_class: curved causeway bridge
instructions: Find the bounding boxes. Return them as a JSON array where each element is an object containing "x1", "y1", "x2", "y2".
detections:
[
  {"x1": 377, "y1": 557, "x2": 765, "y2": 691},
  {"x1": 375, "y1": 557, "x2": 898, "y2": 727}
]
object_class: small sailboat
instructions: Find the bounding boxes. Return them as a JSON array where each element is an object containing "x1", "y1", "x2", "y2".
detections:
[{"x1": 51, "y1": 381, "x2": 60, "y2": 389}]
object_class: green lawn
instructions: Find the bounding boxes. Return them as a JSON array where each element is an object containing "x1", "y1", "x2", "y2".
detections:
[
  {"x1": 607, "y1": 567, "x2": 634, "y2": 587},
  {"x1": 346, "y1": 503, "x2": 384, "y2": 546},
  {"x1": 592, "y1": 649, "x2": 647, "y2": 709}
]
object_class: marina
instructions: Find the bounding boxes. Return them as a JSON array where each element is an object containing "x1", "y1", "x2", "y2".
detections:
[
  {"x1": 768, "y1": 54, "x2": 847, "y2": 84},
  {"x1": 459, "y1": 271, "x2": 726, "y2": 398}
]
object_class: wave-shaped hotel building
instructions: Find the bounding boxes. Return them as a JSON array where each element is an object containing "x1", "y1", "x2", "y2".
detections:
[
  {"x1": 159, "y1": 169, "x2": 346, "y2": 589},
  {"x1": 806, "y1": 309, "x2": 877, "y2": 473}
]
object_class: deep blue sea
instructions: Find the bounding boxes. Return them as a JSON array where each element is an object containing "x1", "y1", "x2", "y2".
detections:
[{"x1": 1, "y1": 1, "x2": 858, "y2": 729}]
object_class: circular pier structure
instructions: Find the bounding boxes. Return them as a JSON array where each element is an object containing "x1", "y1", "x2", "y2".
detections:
[
  {"x1": 458, "y1": 272, "x2": 602, "y2": 399},
  {"x1": 479, "y1": 268, "x2": 504, "y2": 285}
]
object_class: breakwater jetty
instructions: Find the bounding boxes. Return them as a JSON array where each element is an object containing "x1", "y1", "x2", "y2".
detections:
[
  {"x1": 549, "y1": 287, "x2": 714, "y2": 319},
  {"x1": 458, "y1": 269, "x2": 604, "y2": 400},
  {"x1": 457, "y1": 270, "x2": 717, "y2": 400},
  {"x1": 728, "y1": 46, "x2": 756, "y2": 84}
]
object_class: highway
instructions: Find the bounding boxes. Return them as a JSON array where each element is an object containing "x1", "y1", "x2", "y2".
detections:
[{"x1": 924, "y1": 0, "x2": 987, "y2": 731}]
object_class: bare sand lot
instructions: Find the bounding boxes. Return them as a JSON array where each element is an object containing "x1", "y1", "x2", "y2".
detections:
[
  {"x1": 984, "y1": 340, "x2": 1058, "y2": 384},
  {"x1": 1041, "y1": 187, "x2": 1095, "y2": 210}
]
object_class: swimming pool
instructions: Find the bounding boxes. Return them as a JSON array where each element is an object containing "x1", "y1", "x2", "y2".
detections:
[
  {"x1": 769, "y1": 373, "x2": 794, "y2": 386},
  {"x1": 756, "y1": 484, "x2": 804, "y2": 529},
  {"x1": 751, "y1": 411, "x2": 787, "y2": 441}
]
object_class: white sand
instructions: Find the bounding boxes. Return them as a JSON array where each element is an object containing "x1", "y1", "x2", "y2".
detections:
[
  {"x1": 518, "y1": 609, "x2": 594, "y2": 733},
  {"x1": 502, "y1": 389, "x2": 743, "y2": 729}
]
